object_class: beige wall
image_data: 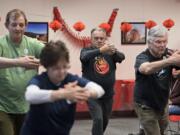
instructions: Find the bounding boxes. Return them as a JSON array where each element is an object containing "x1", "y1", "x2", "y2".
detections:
[{"x1": 0, "y1": 0, "x2": 180, "y2": 79}]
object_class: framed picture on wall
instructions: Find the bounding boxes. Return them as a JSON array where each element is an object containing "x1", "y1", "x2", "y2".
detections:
[
  {"x1": 25, "y1": 22, "x2": 48, "y2": 43},
  {"x1": 121, "y1": 22, "x2": 147, "y2": 45}
]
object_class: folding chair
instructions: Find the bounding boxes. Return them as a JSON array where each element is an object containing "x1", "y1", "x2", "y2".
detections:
[{"x1": 168, "y1": 115, "x2": 180, "y2": 135}]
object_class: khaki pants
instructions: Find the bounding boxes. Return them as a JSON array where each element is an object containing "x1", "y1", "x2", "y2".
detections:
[
  {"x1": 134, "y1": 103, "x2": 169, "y2": 135},
  {"x1": 0, "y1": 111, "x2": 25, "y2": 135}
]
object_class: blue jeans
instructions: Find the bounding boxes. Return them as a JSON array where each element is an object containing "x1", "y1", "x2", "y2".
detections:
[
  {"x1": 169, "y1": 105, "x2": 180, "y2": 115},
  {"x1": 88, "y1": 98, "x2": 113, "y2": 135}
]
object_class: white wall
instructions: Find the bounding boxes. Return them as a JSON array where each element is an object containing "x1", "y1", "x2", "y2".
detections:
[{"x1": 0, "y1": 0, "x2": 180, "y2": 79}]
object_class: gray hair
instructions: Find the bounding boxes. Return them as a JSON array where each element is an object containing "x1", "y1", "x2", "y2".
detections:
[
  {"x1": 91, "y1": 27, "x2": 107, "y2": 35},
  {"x1": 147, "y1": 25, "x2": 168, "y2": 44}
]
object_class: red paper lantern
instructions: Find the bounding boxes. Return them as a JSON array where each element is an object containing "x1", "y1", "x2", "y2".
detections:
[
  {"x1": 49, "y1": 20, "x2": 62, "y2": 32},
  {"x1": 120, "y1": 23, "x2": 132, "y2": 33},
  {"x1": 99, "y1": 23, "x2": 111, "y2": 32},
  {"x1": 163, "y1": 19, "x2": 175, "y2": 30},
  {"x1": 145, "y1": 20, "x2": 157, "y2": 29},
  {"x1": 73, "y1": 21, "x2": 85, "y2": 32}
]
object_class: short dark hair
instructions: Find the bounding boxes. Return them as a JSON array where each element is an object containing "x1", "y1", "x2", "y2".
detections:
[
  {"x1": 40, "y1": 40, "x2": 69, "y2": 68},
  {"x1": 5, "y1": 9, "x2": 28, "y2": 27}
]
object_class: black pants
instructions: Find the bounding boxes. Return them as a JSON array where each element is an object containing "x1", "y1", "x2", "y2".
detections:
[{"x1": 88, "y1": 98, "x2": 113, "y2": 135}]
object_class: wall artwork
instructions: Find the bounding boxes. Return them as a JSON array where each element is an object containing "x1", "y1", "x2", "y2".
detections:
[
  {"x1": 25, "y1": 22, "x2": 48, "y2": 43},
  {"x1": 121, "y1": 22, "x2": 147, "y2": 45}
]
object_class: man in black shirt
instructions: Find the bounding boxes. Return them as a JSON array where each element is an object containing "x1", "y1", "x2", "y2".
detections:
[
  {"x1": 80, "y1": 28, "x2": 125, "y2": 135},
  {"x1": 134, "y1": 25, "x2": 180, "y2": 135}
]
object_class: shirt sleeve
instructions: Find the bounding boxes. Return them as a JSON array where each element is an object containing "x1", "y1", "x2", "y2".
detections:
[
  {"x1": 28, "y1": 77, "x2": 41, "y2": 86},
  {"x1": 80, "y1": 48, "x2": 100, "y2": 63},
  {"x1": 74, "y1": 75, "x2": 90, "y2": 87},
  {"x1": 85, "y1": 81, "x2": 104, "y2": 98},
  {"x1": 134, "y1": 53, "x2": 149, "y2": 72},
  {"x1": 25, "y1": 85, "x2": 52, "y2": 104},
  {"x1": 0, "y1": 44, "x2": 3, "y2": 56},
  {"x1": 112, "y1": 51, "x2": 125, "y2": 63},
  {"x1": 25, "y1": 77, "x2": 53, "y2": 104},
  {"x1": 71, "y1": 75, "x2": 104, "y2": 98}
]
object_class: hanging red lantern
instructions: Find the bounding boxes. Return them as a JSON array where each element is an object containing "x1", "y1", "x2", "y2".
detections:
[
  {"x1": 163, "y1": 19, "x2": 175, "y2": 30},
  {"x1": 99, "y1": 23, "x2": 111, "y2": 33},
  {"x1": 49, "y1": 20, "x2": 62, "y2": 32},
  {"x1": 73, "y1": 21, "x2": 85, "y2": 32},
  {"x1": 120, "y1": 23, "x2": 132, "y2": 33},
  {"x1": 145, "y1": 20, "x2": 157, "y2": 29}
]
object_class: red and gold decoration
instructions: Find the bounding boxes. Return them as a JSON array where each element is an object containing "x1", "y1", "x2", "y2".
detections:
[
  {"x1": 145, "y1": 20, "x2": 157, "y2": 29},
  {"x1": 51, "y1": 7, "x2": 119, "y2": 48},
  {"x1": 49, "y1": 20, "x2": 62, "y2": 32},
  {"x1": 73, "y1": 21, "x2": 85, "y2": 32},
  {"x1": 99, "y1": 23, "x2": 111, "y2": 33},
  {"x1": 163, "y1": 18, "x2": 175, "y2": 30},
  {"x1": 94, "y1": 57, "x2": 109, "y2": 75},
  {"x1": 106, "y1": 8, "x2": 119, "y2": 37}
]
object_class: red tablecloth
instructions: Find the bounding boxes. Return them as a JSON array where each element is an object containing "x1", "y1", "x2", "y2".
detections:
[
  {"x1": 76, "y1": 80, "x2": 135, "y2": 112},
  {"x1": 113, "y1": 80, "x2": 135, "y2": 111}
]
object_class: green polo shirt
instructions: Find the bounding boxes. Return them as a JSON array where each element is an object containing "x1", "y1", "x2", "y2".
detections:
[{"x1": 0, "y1": 35, "x2": 44, "y2": 113}]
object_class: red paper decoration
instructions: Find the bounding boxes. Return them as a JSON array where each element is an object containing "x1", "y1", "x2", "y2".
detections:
[
  {"x1": 145, "y1": 20, "x2": 157, "y2": 29},
  {"x1": 53, "y1": 7, "x2": 91, "y2": 47},
  {"x1": 49, "y1": 20, "x2": 62, "y2": 32},
  {"x1": 73, "y1": 21, "x2": 85, "y2": 32},
  {"x1": 107, "y1": 8, "x2": 119, "y2": 37},
  {"x1": 120, "y1": 23, "x2": 132, "y2": 33},
  {"x1": 99, "y1": 23, "x2": 111, "y2": 32},
  {"x1": 163, "y1": 19, "x2": 175, "y2": 30},
  {"x1": 52, "y1": 7, "x2": 118, "y2": 48}
]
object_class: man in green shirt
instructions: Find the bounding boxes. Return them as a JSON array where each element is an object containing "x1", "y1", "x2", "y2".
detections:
[{"x1": 0, "y1": 9, "x2": 44, "y2": 135}]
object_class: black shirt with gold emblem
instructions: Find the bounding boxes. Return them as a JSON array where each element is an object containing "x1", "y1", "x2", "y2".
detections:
[{"x1": 80, "y1": 46, "x2": 125, "y2": 99}]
